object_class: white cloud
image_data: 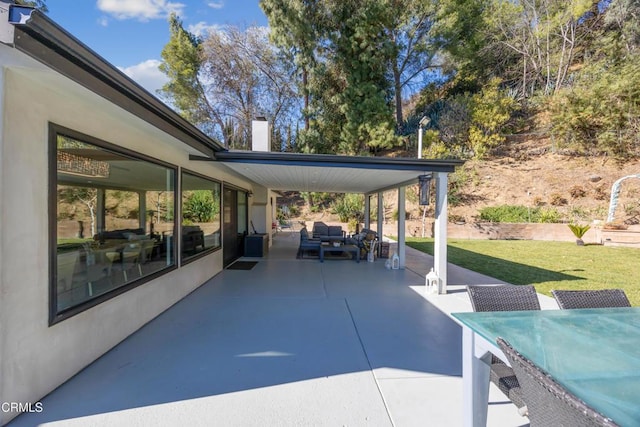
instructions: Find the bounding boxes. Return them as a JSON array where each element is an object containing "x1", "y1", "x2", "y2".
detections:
[
  {"x1": 97, "y1": 16, "x2": 109, "y2": 27},
  {"x1": 207, "y1": 1, "x2": 224, "y2": 9},
  {"x1": 96, "y1": 0, "x2": 186, "y2": 21},
  {"x1": 187, "y1": 21, "x2": 223, "y2": 37},
  {"x1": 118, "y1": 59, "x2": 169, "y2": 95}
]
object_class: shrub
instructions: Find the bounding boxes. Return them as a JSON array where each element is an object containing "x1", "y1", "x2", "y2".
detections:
[
  {"x1": 479, "y1": 205, "x2": 563, "y2": 223},
  {"x1": 183, "y1": 190, "x2": 218, "y2": 222},
  {"x1": 331, "y1": 193, "x2": 364, "y2": 222},
  {"x1": 537, "y1": 208, "x2": 561, "y2": 223},
  {"x1": 594, "y1": 186, "x2": 608, "y2": 201},
  {"x1": 569, "y1": 186, "x2": 586, "y2": 198},
  {"x1": 549, "y1": 193, "x2": 567, "y2": 206},
  {"x1": 467, "y1": 78, "x2": 519, "y2": 159},
  {"x1": 479, "y1": 205, "x2": 531, "y2": 223},
  {"x1": 568, "y1": 223, "x2": 591, "y2": 239}
]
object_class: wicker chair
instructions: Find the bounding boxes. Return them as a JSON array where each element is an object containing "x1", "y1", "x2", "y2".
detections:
[
  {"x1": 496, "y1": 337, "x2": 620, "y2": 427},
  {"x1": 552, "y1": 289, "x2": 631, "y2": 310},
  {"x1": 466, "y1": 285, "x2": 541, "y2": 412}
]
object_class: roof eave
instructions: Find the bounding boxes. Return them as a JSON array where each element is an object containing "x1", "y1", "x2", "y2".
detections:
[
  {"x1": 212, "y1": 151, "x2": 465, "y2": 173},
  {"x1": 10, "y1": 10, "x2": 224, "y2": 157}
]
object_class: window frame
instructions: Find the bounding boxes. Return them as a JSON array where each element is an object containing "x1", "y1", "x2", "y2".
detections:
[
  {"x1": 48, "y1": 123, "x2": 179, "y2": 325},
  {"x1": 180, "y1": 168, "x2": 222, "y2": 266}
]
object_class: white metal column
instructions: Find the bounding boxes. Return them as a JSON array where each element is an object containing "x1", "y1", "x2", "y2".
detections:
[
  {"x1": 398, "y1": 186, "x2": 406, "y2": 268},
  {"x1": 377, "y1": 192, "x2": 383, "y2": 238},
  {"x1": 433, "y1": 172, "x2": 448, "y2": 292}
]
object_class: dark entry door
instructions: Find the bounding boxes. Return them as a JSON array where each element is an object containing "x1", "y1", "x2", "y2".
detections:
[{"x1": 223, "y1": 188, "x2": 248, "y2": 266}]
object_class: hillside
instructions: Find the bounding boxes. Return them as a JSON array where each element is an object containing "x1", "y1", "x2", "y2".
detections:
[
  {"x1": 451, "y1": 137, "x2": 640, "y2": 225},
  {"x1": 284, "y1": 137, "x2": 640, "y2": 229}
]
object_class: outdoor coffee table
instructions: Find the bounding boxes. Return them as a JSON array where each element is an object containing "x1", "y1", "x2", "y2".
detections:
[{"x1": 319, "y1": 244, "x2": 360, "y2": 263}]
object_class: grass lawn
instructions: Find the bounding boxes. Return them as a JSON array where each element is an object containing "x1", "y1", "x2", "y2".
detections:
[{"x1": 405, "y1": 238, "x2": 640, "y2": 306}]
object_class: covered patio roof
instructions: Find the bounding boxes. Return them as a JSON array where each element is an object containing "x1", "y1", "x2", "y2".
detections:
[{"x1": 201, "y1": 151, "x2": 464, "y2": 195}]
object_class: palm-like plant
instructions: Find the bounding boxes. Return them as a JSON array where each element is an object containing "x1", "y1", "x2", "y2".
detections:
[{"x1": 568, "y1": 223, "x2": 591, "y2": 246}]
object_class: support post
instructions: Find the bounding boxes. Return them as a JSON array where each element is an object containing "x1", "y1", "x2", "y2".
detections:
[
  {"x1": 433, "y1": 172, "x2": 448, "y2": 292},
  {"x1": 398, "y1": 186, "x2": 406, "y2": 269},
  {"x1": 377, "y1": 192, "x2": 383, "y2": 239}
]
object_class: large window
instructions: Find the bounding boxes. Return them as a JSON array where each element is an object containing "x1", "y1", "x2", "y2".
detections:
[
  {"x1": 181, "y1": 171, "x2": 221, "y2": 262},
  {"x1": 53, "y1": 126, "x2": 176, "y2": 318}
]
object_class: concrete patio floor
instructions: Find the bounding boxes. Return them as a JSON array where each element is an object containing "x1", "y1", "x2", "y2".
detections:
[{"x1": 9, "y1": 232, "x2": 546, "y2": 427}]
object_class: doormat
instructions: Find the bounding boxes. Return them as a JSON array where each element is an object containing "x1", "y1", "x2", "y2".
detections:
[{"x1": 226, "y1": 261, "x2": 258, "y2": 270}]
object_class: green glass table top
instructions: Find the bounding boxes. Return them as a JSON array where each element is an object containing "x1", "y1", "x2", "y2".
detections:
[{"x1": 453, "y1": 307, "x2": 640, "y2": 427}]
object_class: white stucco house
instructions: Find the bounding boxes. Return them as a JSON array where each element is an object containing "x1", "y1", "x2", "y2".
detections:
[{"x1": 0, "y1": 2, "x2": 462, "y2": 424}]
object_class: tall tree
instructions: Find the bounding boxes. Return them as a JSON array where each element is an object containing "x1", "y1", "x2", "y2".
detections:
[
  {"x1": 160, "y1": 15, "x2": 297, "y2": 149},
  {"x1": 200, "y1": 26, "x2": 298, "y2": 149},
  {"x1": 327, "y1": 0, "x2": 398, "y2": 154},
  {"x1": 385, "y1": 0, "x2": 439, "y2": 132},
  {"x1": 260, "y1": 0, "x2": 324, "y2": 133},
  {"x1": 604, "y1": 0, "x2": 640, "y2": 56},
  {"x1": 159, "y1": 14, "x2": 221, "y2": 141},
  {"x1": 262, "y1": 0, "x2": 402, "y2": 154},
  {"x1": 483, "y1": 0, "x2": 593, "y2": 97}
]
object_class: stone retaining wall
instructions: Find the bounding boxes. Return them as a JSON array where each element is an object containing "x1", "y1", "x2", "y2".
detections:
[{"x1": 446, "y1": 223, "x2": 597, "y2": 243}]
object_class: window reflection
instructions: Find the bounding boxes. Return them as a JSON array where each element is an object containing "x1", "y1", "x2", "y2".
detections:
[
  {"x1": 181, "y1": 172, "x2": 221, "y2": 262},
  {"x1": 55, "y1": 133, "x2": 176, "y2": 314}
]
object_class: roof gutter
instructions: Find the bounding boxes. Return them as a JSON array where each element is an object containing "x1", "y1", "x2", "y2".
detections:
[
  {"x1": 1, "y1": 3, "x2": 224, "y2": 157},
  {"x1": 212, "y1": 150, "x2": 465, "y2": 172}
]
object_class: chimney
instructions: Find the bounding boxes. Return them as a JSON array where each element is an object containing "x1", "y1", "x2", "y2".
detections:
[{"x1": 251, "y1": 117, "x2": 270, "y2": 152}]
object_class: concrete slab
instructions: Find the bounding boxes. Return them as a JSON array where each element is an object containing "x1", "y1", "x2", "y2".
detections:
[{"x1": 9, "y1": 233, "x2": 534, "y2": 427}]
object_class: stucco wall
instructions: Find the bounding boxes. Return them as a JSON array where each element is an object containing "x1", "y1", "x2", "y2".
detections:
[{"x1": 0, "y1": 53, "x2": 255, "y2": 424}]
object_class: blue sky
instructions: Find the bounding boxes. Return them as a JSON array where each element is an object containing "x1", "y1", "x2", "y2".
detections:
[{"x1": 46, "y1": 0, "x2": 268, "y2": 94}]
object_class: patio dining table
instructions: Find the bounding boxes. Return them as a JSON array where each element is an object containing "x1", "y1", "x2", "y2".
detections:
[{"x1": 452, "y1": 307, "x2": 640, "y2": 427}]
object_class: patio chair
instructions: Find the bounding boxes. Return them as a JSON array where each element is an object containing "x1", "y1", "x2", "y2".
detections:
[
  {"x1": 496, "y1": 337, "x2": 620, "y2": 427},
  {"x1": 466, "y1": 285, "x2": 541, "y2": 412},
  {"x1": 296, "y1": 227, "x2": 321, "y2": 259},
  {"x1": 552, "y1": 289, "x2": 631, "y2": 309}
]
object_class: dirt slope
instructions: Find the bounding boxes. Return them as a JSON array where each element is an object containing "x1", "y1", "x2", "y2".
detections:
[
  {"x1": 282, "y1": 137, "x2": 640, "y2": 227},
  {"x1": 451, "y1": 138, "x2": 640, "y2": 225}
]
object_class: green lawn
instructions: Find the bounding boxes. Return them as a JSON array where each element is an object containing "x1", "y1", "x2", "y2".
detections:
[{"x1": 405, "y1": 238, "x2": 640, "y2": 306}]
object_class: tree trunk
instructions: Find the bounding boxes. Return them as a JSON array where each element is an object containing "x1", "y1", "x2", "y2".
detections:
[{"x1": 393, "y1": 63, "x2": 403, "y2": 134}]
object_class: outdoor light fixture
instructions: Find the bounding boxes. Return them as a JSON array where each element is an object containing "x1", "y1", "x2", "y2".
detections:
[
  {"x1": 418, "y1": 174, "x2": 432, "y2": 205},
  {"x1": 417, "y1": 116, "x2": 430, "y2": 159}
]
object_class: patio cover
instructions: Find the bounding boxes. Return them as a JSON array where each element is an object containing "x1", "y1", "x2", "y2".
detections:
[
  {"x1": 205, "y1": 151, "x2": 462, "y2": 194},
  {"x1": 196, "y1": 151, "x2": 464, "y2": 288}
]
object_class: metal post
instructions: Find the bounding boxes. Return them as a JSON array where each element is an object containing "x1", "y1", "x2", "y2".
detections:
[
  {"x1": 433, "y1": 172, "x2": 448, "y2": 292},
  {"x1": 398, "y1": 186, "x2": 406, "y2": 269}
]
